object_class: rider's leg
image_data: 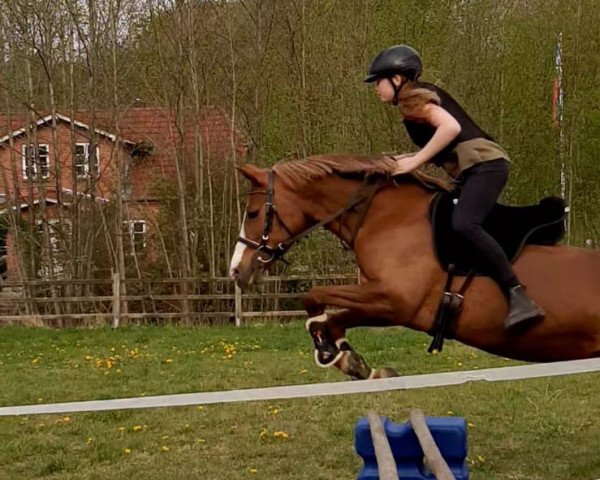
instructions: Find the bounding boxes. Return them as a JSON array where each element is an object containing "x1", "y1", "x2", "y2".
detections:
[{"x1": 452, "y1": 158, "x2": 544, "y2": 328}]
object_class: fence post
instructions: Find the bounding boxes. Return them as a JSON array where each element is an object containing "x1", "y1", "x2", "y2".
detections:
[
  {"x1": 112, "y1": 272, "x2": 120, "y2": 328},
  {"x1": 234, "y1": 284, "x2": 242, "y2": 327}
]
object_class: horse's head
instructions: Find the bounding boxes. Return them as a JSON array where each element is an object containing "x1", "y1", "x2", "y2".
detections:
[{"x1": 229, "y1": 163, "x2": 308, "y2": 288}]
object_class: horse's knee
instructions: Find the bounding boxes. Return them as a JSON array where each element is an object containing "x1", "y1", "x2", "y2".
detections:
[{"x1": 303, "y1": 288, "x2": 324, "y2": 316}]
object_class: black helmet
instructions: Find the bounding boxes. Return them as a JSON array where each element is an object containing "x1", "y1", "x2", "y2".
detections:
[{"x1": 364, "y1": 45, "x2": 423, "y2": 83}]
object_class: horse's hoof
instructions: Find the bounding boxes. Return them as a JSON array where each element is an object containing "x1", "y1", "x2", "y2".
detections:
[{"x1": 370, "y1": 367, "x2": 400, "y2": 379}]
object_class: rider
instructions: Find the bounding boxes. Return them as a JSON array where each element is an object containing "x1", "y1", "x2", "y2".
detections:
[{"x1": 364, "y1": 44, "x2": 544, "y2": 329}]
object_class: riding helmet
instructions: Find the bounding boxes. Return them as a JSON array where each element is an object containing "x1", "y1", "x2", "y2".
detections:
[{"x1": 364, "y1": 45, "x2": 423, "y2": 83}]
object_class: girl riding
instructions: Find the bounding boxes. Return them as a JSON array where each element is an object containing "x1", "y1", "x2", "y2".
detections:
[{"x1": 364, "y1": 44, "x2": 544, "y2": 329}]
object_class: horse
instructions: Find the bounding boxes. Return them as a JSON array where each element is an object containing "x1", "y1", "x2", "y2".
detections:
[{"x1": 229, "y1": 154, "x2": 600, "y2": 380}]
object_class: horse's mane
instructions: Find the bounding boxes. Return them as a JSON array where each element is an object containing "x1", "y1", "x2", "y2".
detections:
[{"x1": 272, "y1": 153, "x2": 451, "y2": 192}]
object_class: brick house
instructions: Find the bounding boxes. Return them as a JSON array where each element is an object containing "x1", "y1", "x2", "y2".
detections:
[{"x1": 0, "y1": 107, "x2": 247, "y2": 279}]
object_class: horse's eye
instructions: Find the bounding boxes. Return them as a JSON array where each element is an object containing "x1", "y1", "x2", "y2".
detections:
[{"x1": 246, "y1": 210, "x2": 259, "y2": 219}]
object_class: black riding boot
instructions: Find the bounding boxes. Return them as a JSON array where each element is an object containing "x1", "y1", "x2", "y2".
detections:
[{"x1": 504, "y1": 285, "x2": 545, "y2": 329}]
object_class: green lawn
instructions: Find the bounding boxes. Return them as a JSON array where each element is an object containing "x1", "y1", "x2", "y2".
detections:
[{"x1": 0, "y1": 323, "x2": 598, "y2": 480}]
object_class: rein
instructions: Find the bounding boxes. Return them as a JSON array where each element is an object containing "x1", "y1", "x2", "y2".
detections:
[{"x1": 237, "y1": 170, "x2": 382, "y2": 266}]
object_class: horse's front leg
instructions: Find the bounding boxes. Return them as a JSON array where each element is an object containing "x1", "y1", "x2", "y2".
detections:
[{"x1": 303, "y1": 283, "x2": 399, "y2": 379}]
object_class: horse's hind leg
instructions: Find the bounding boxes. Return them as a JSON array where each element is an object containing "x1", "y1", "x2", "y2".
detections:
[{"x1": 303, "y1": 284, "x2": 398, "y2": 379}]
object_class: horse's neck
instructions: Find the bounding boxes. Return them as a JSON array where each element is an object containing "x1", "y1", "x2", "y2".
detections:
[{"x1": 303, "y1": 176, "x2": 374, "y2": 245}]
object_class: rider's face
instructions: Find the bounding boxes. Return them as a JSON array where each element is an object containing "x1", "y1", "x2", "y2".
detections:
[{"x1": 374, "y1": 75, "x2": 402, "y2": 103}]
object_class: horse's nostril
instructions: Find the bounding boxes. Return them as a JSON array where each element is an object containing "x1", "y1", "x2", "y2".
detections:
[{"x1": 231, "y1": 268, "x2": 240, "y2": 280}]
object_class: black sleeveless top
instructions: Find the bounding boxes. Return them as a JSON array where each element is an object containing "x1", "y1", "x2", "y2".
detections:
[{"x1": 403, "y1": 82, "x2": 494, "y2": 167}]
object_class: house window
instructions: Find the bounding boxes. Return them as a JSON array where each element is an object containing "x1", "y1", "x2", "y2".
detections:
[
  {"x1": 124, "y1": 220, "x2": 147, "y2": 252},
  {"x1": 74, "y1": 143, "x2": 99, "y2": 178},
  {"x1": 35, "y1": 219, "x2": 71, "y2": 277},
  {"x1": 22, "y1": 144, "x2": 50, "y2": 180},
  {"x1": 35, "y1": 219, "x2": 70, "y2": 254}
]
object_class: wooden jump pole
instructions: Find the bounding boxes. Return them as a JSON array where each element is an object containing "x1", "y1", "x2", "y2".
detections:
[
  {"x1": 409, "y1": 408, "x2": 455, "y2": 480},
  {"x1": 367, "y1": 411, "x2": 399, "y2": 480}
]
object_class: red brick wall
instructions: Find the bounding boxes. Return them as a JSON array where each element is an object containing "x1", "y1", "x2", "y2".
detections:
[
  {"x1": 0, "y1": 108, "x2": 247, "y2": 279},
  {"x1": 0, "y1": 122, "x2": 124, "y2": 202},
  {"x1": 5, "y1": 231, "x2": 17, "y2": 281}
]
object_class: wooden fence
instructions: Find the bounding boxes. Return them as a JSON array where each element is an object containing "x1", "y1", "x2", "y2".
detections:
[{"x1": 0, "y1": 273, "x2": 358, "y2": 327}]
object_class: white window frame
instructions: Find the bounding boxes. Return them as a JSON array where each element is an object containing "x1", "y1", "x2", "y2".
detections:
[
  {"x1": 35, "y1": 219, "x2": 72, "y2": 277},
  {"x1": 35, "y1": 219, "x2": 71, "y2": 255},
  {"x1": 124, "y1": 220, "x2": 147, "y2": 252},
  {"x1": 22, "y1": 144, "x2": 50, "y2": 180},
  {"x1": 74, "y1": 143, "x2": 100, "y2": 178}
]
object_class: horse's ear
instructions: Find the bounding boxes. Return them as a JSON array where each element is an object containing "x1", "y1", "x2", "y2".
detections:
[{"x1": 235, "y1": 163, "x2": 267, "y2": 185}]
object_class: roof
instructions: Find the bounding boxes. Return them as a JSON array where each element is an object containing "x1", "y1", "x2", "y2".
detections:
[
  {"x1": 0, "y1": 106, "x2": 248, "y2": 200},
  {"x1": 0, "y1": 113, "x2": 136, "y2": 145}
]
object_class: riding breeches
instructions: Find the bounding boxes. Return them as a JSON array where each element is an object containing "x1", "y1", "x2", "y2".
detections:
[{"x1": 452, "y1": 158, "x2": 519, "y2": 291}]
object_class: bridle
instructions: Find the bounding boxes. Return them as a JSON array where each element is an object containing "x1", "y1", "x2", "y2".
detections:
[
  {"x1": 237, "y1": 170, "x2": 377, "y2": 267},
  {"x1": 237, "y1": 170, "x2": 294, "y2": 265}
]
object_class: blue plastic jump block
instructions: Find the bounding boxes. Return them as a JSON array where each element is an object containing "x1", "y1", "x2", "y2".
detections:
[{"x1": 355, "y1": 415, "x2": 469, "y2": 480}]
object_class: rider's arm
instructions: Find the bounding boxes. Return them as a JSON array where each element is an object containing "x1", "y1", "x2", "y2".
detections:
[{"x1": 394, "y1": 104, "x2": 461, "y2": 173}]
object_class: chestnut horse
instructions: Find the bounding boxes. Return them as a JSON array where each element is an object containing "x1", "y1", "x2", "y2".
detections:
[{"x1": 229, "y1": 154, "x2": 600, "y2": 380}]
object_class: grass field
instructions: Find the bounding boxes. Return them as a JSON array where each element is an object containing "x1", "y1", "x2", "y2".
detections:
[{"x1": 0, "y1": 322, "x2": 599, "y2": 480}]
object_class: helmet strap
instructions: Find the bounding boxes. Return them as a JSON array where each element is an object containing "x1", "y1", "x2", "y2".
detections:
[{"x1": 390, "y1": 77, "x2": 405, "y2": 106}]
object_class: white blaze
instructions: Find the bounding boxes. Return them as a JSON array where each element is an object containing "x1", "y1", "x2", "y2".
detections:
[{"x1": 229, "y1": 216, "x2": 248, "y2": 278}]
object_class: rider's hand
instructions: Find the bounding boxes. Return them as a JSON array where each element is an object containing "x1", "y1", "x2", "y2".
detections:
[{"x1": 392, "y1": 154, "x2": 418, "y2": 175}]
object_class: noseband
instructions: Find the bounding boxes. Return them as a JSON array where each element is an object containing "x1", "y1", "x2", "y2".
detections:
[{"x1": 237, "y1": 170, "x2": 381, "y2": 267}]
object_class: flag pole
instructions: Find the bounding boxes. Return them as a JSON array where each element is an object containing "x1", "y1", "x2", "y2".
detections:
[{"x1": 553, "y1": 32, "x2": 570, "y2": 244}]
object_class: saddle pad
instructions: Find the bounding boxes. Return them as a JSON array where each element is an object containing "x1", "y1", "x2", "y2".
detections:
[{"x1": 429, "y1": 191, "x2": 567, "y2": 276}]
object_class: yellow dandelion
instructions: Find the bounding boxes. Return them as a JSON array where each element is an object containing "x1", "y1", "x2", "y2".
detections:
[
  {"x1": 271, "y1": 408, "x2": 279, "y2": 415},
  {"x1": 124, "y1": 448, "x2": 131, "y2": 454},
  {"x1": 32, "y1": 358, "x2": 40, "y2": 365},
  {"x1": 457, "y1": 362, "x2": 463, "y2": 367},
  {"x1": 162, "y1": 435, "x2": 169, "y2": 440},
  {"x1": 273, "y1": 431, "x2": 289, "y2": 439},
  {"x1": 86, "y1": 437, "x2": 94, "y2": 445},
  {"x1": 197, "y1": 406, "x2": 205, "y2": 411},
  {"x1": 249, "y1": 468, "x2": 258, "y2": 474},
  {"x1": 468, "y1": 422, "x2": 475, "y2": 428},
  {"x1": 185, "y1": 424, "x2": 190, "y2": 429},
  {"x1": 259, "y1": 428, "x2": 268, "y2": 439},
  {"x1": 85, "y1": 355, "x2": 93, "y2": 361},
  {"x1": 118, "y1": 426, "x2": 125, "y2": 432},
  {"x1": 161, "y1": 446, "x2": 170, "y2": 452},
  {"x1": 195, "y1": 438, "x2": 206, "y2": 444},
  {"x1": 447, "y1": 411, "x2": 454, "y2": 415},
  {"x1": 63, "y1": 416, "x2": 71, "y2": 423},
  {"x1": 477, "y1": 455, "x2": 486, "y2": 463},
  {"x1": 132, "y1": 425, "x2": 143, "y2": 432},
  {"x1": 165, "y1": 358, "x2": 173, "y2": 364}
]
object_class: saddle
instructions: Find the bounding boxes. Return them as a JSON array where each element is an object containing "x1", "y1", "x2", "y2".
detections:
[
  {"x1": 429, "y1": 191, "x2": 568, "y2": 276},
  {"x1": 426, "y1": 190, "x2": 567, "y2": 353}
]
